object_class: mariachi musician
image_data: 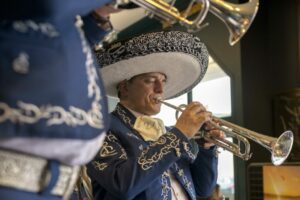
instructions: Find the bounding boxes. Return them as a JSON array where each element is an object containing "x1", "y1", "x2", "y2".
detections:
[
  {"x1": 0, "y1": 1, "x2": 125, "y2": 200},
  {"x1": 87, "y1": 31, "x2": 224, "y2": 200}
]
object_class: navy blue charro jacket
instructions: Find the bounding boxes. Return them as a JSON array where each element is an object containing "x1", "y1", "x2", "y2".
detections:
[
  {"x1": 87, "y1": 103, "x2": 218, "y2": 200},
  {"x1": 0, "y1": 0, "x2": 111, "y2": 141}
]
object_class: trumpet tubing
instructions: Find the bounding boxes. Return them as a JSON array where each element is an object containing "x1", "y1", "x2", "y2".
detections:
[
  {"x1": 130, "y1": 0, "x2": 210, "y2": 31},
  {"x1": 157, "y1": 99, "x2": 294, "y2": 165},
  {"x1": 126, "y1": 0, "x2": 259, "y2": 45}
]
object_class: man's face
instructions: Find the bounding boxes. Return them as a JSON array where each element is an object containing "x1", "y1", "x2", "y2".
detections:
[{"x1": 120, "y1": 72, "x2": 167, "y2": 116}]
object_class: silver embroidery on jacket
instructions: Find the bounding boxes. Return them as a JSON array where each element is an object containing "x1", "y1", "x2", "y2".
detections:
[
  {"x1": 99, "y1": 141, "x2": 118, "y2": 157},
  {"x1": 0, "y1": 101, "x2": 101, "y2": 128},
  {"x1": 75, "y1": 16, "x2": 104, "y2": 129},
  {"x1": 161, "y1": 172, "x2": 171, "y2": 200},
  {"x1": 12, "y1": 52, "x2": 29, "y2": 74},
  {"x1": 93, "y1": 133, "x2": 128, "y2": 172},
  {"x1": 92, "y1": 161, "x2": 108, "y2": 171},
  {"x1": 0, "y1": 16, "x2": 104, "y2": 129},
  {"x1": 13, "y1": 20, "x2": 59, "y2": 37},
  {"x1": 138, "y1": 133, "x2": 181, "y2": 170},
  {"x1": 114, "y1": 105, "x2": 134, "y2": 127},
  {"x1": 183, "y1": 142, "x2": 197, "y2": 160},
  {"x1": 174, "y1": 163, "x2": 196, "y2": 200}
]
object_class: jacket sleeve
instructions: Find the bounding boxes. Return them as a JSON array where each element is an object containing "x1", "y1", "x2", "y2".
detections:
[
  {"x1": 87, "y1": 126, "x2": 198, "y2": 199},
  {"x1": 190, "y1": 145, "x2": 218, "y2": 198},
  {"x1": 82, "y1": 14, "x2": 109, "y2": 47}
]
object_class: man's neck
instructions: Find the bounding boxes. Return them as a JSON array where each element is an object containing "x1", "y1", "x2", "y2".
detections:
[{"x1": 119, "y1": 103, "x2": 145, "y2": 118}]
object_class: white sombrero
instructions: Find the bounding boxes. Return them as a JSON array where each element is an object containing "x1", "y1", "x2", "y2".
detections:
[{"x1": 95, "y1": 31, "x2": 209, "y2": 99}]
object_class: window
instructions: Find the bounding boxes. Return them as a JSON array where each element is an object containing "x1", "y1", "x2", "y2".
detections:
[
  {"x1": 192, "y1": 56, "x2": 234, "y2": 200},
  {"x1": 192, "y1": 57, "x2": 231, "y2": 118},
  {"x1": 155, "y1": 93, "x2": 188, "y2": 126}
]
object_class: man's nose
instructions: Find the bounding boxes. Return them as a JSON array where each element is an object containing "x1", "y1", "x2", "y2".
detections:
[{"x1": 154, "y1": 81, "x2": 164, "y2": 93}]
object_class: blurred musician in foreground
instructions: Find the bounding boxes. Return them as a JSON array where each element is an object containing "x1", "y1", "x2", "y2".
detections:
[
  {"x1": 0, "y1": 1, "x2": 125, "y2": 200},
  {"x1": 87, "y1": 31, "x2": 224, "y2": 200}
]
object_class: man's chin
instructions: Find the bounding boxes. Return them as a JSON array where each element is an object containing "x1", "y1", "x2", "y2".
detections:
[
  {"x1": 151, "y1": 108, "x2": 161, "y2": 116},
  {"x1": 145, "y1": 107, "x2": 160, "y2": 116}
]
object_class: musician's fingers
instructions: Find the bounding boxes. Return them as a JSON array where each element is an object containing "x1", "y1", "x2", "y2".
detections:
[
  {"x1": 185, "y1": 101, "x2": 206, "y2": 114},
  {"x1": 207, "y1": 129, "x2": 225, "y2": 139},
  {"x1": 197, "y1": 111, "x2": 212, "y2": 124}
]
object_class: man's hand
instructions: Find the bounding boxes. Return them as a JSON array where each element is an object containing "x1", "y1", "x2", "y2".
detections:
[
  {"x1": 195, "y1": 117, "x2": 226, "y2": 149},
  {"x1": 92, "y1": 4, "x2": 122, "y2": 31},
  {"x1": 94, "y1": 4, "x2": 121, "y2": 19},
  {"x1": 202, "y1": 127, "x2": 225, "y2": 149},
  {"x1": 199, "y1": 119, "x2": 226, "y2": 148},
  {"x1": 175, "y1": 102, "x2": 212, "y2": 139}
]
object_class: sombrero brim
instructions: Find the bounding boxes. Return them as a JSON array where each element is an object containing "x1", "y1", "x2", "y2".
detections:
[{"x1": 95, "y1": 31, "x2": 208, "y2": 99}]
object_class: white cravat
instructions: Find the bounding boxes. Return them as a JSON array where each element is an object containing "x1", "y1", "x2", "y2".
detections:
[{"x1": 134, "y1": 116, "x2": 166, "y2": 141}]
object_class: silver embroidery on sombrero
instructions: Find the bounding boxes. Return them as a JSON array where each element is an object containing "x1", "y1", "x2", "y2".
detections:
[
  {"x1": 174, "y1": 163, "x2": 196, "y2": 200},
  {"x1": 96, "y1": 31, "x2": 208, "y2": 97},
  {"x1": 97, "y1": 31, "x2": 208, "y2": 66},
  {"x1": 137, "y1": 133, "x2": 181, "y2": 170},
  {"x1": 0, "y1": 16, "x2": 104, "y2": 129}
]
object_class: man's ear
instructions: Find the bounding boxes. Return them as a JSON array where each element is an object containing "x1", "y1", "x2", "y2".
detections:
[{"x1": 118, "y1": 80, "x2": 128, "y2": 99}]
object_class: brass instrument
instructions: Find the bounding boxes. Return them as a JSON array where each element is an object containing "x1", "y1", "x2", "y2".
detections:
[
  {"x1": 156, "y1": 99, "x2": 294, "y2": 166},
  {"x1": 129, "y1": 0, "x2": 210, "y2": 32},
  {"x1": 125, "y1": 0, "x2": 259, "y2": 45},
  {"x1": 209, "y1": 0, "x2": 259, "y2": 45}
]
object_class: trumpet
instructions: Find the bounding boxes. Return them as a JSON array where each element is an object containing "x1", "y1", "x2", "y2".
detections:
[
  {"x1": 126, "y1": 0, "x2": 259, "y2": 45},
  {"x1": 156, "y1": 98, "x2": 294, "y2": 165}
]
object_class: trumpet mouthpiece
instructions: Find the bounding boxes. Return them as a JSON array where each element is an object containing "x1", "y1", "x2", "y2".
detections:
[{"x1": 154, "y1": 96, "x2": 163, "y2": 103}]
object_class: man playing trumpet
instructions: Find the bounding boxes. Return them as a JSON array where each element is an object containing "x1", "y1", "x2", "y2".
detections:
[{"x1": 87, "y1": 31, "x2": 224, "y2": 200}]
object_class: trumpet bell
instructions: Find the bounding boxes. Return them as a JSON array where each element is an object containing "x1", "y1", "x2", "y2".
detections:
[
  {"x1": 209, "y1": 0, "x2": 259, "y2": 45},
  {"x1": 272, "y1": 130, "x2": 294, "y2": 166}
]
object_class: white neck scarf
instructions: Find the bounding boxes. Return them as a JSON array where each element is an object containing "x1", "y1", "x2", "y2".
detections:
[{"x1": 134, "y1": 116, "x2": 166, "y2": 142}]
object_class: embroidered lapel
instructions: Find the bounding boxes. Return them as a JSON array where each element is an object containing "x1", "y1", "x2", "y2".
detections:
[
  {"x1": 112, "y1": 103, "x2": 145, "y2": 141},
  {"x1": 112, "y1": 103, "x2": 136, "y2": 129},
  {"x1": 172, "y1": 163, "x2": 197, "y2": 200}
]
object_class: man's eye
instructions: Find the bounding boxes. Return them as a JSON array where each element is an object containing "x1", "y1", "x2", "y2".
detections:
[{"x1": 145, "y1": 78, "x2": 155, "y2": 83}]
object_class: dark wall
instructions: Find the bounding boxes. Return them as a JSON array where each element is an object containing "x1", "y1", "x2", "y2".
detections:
[
  {"x1": 198, "y1": 0, "x2": 300, "y2": 199},
  {"x1": 241, "y1": 0, "x2": 300, "y2": 161}
]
